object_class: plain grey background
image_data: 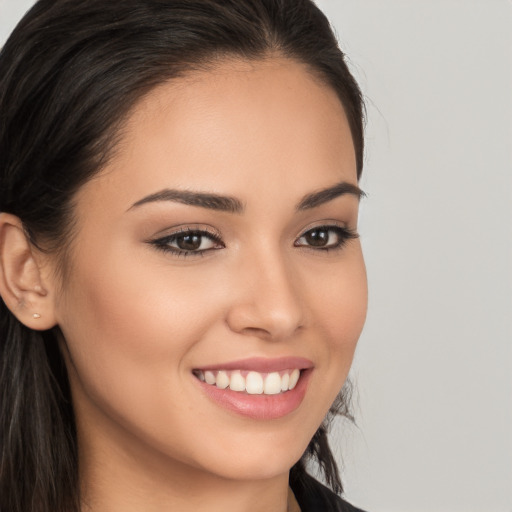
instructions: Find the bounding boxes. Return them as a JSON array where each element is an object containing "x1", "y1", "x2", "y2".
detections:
[{"x1": 1, "y1": 1, "x2": 511, "y2": 511}]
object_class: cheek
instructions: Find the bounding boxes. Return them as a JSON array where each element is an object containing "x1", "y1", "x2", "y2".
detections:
[
  {"x1": 55, "y1": 248, "x2": 232, "y2": 460},
  {"x1": 307, "y1": 248, "x2": 367, "y2": 392},
  {"x1": 56, "y1": 249, "x2": 193, "y2": 405},
  {"x1": 312, "y1": 249, "x2": 367, "y2": 347},
  {"x1": 56, "y1": 240, "x2": 240, "y2": 415},
  {"x1": 59, "y1": 243, "x2": 217, "y2": 350}
]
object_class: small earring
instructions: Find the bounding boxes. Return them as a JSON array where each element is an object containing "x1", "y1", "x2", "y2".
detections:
[{"x1": 32, "y1": 313, "x2": 41, "y2": 319}]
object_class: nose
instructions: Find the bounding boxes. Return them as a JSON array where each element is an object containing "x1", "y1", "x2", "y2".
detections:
[{"x1": 225, "y1": 249, "x2": 304, "y2": 341}]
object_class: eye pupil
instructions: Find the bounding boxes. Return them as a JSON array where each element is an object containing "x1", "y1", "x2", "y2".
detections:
[
  {"x1": 177, "y1": 234, "x2": 202, "y2": 251},
  {"x1": 305, "y1": 229, "x2": 329, "y2": 247}
]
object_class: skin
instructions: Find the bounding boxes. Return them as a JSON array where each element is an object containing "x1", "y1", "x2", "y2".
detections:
[{"x1": 0, "y1": 57, "x2": 367, "y2": 512}]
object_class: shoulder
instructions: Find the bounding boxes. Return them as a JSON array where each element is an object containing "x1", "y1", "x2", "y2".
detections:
[{"x1": 290, "y1": 473, "x2": 367, "y2": 512}]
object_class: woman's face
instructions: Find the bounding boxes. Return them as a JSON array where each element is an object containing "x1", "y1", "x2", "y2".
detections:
[{"x1": 52, "y1": 58, "x2": 367, "y2": 483}]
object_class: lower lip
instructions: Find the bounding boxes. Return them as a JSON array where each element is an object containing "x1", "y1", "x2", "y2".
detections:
[{"x1": 196, "y1": 369, "x2": 312, "y2": 420}]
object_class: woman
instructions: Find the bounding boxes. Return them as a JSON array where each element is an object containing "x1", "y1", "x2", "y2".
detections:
[{"x1": 0, "y1": 1, "x2": 367, "y2": 511}]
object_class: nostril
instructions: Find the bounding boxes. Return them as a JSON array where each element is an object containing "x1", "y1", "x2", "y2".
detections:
[{"x1": 239, "y1": 326, "x2": 272, "y2": 338}]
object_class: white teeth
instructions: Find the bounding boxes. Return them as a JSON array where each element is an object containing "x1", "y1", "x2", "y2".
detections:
[
  {"x1": 289, "y1": 369, "x2": 300, "y2": 390},
  {"x1": 204, "y1": 370, "x2": 216, "y2": 385},
  {"x1": 195, "y1": 368, "x2": 303, "y2": 395},
  {"x1": 246, "y1": 371, "x2": 264, "y2": 394},
  {"x1": 264, "y1": 372, "x2": 282, "y2": 395},
  {"x1": 216, "y1": 370, "x2": 230, "y2": 389},
  {"x1": 229, "y1": 370, "x2": 245, "y2": 392},
  {"x1": 281, "y1": 373, "x2": 290, "y2": 391}
]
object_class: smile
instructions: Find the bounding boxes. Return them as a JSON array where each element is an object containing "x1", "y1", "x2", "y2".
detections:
[
  {"x1": 194, "y1": 369, "x2": 301, "y2": 395},
  {"x1": 192, "y1": 357, "x2": 313, "y2": 419}
]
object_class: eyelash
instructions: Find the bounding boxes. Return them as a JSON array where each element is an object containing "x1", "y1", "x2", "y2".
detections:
[
  {"x1": 149, "y1": 224, "x2": 358, "y2": 257},
  {"x1": 294, "y1": 224, "x2": 359, "y2": 252},
  {"x1": 149, "y1": 228, "x2": 224, "y2": 257}
]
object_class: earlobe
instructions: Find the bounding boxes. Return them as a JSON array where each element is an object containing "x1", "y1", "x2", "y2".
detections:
[{"x1": 0, "y1": 213, "x2": 57, "y2": 331}]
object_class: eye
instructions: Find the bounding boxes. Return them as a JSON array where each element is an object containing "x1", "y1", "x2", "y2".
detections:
[
  {"x1": 295, "y1": 225, "x2": 358, "y2": 251},
  {"x1": 150, "y1": 228, "x2": 224, "y2": 256}
]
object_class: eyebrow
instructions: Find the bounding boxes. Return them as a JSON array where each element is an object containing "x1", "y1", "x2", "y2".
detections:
[
  {"x1": 128, "y1": 181, "x2": 365, "y2": 214},
  {"x1": 128, "y1": 189, "x2": 244, "y2": 214},
  {"x1": 296, "y1": 181, "x2": 366, "y2": 210}
]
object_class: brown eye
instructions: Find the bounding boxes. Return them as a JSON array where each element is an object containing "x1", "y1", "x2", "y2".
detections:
[
  {"x1": 176, "y1": 233, "x2": 203, "y2": 251},
  {"x1": 303, "y1": 228, "x2": 330, "y2": 247},
  {"x1": 151, "y1": 229, "x2": 223, "y2": 255},
  {"x1": 295, "y1": 225, "x2": 358, "y2": 251}
]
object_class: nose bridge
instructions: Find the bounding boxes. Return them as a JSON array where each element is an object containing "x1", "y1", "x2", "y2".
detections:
[{"x1": 227, "y1": 242, "x2": 304, "y2": 339}]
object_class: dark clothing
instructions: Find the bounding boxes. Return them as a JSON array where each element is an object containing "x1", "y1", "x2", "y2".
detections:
[{"x1": 290, "y1": 474, "x2": 366, "y2": 512}]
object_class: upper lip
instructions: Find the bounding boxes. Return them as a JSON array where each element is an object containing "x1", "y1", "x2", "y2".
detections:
[{"x1": 195, "y1": 356, "x2": 314, "y2": 373}]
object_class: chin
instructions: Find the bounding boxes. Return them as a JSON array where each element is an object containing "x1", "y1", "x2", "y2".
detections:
[
  {"x1": 190, "y1": 432, "x2": 309, "y2": 482},
  {"x1": 204, "y1": 455, "x2": 300, "y2": 482}
]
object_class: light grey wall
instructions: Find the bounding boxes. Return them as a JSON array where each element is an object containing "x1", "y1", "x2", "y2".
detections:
[
  {"x1": 1, "y1": 1, "x2": 511, "y2": 511},
  {"x1": 0, "y1": 0, "x2": 33, "y2": 43},
  {"x1": 315, "y1": 1, "x2": 512, "y2": 511}
]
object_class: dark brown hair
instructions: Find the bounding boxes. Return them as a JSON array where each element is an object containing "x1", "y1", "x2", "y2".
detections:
[{"x1": 0, "y1": 1, "x2": 365, "y2": 510}]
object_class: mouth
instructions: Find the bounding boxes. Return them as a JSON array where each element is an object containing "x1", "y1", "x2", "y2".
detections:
[
  {"x1": 192, "y1": 357, "x2": 313, "y2": 420},
  {"x1": 193, "y1": 368, "x2": 301, "y2": 395}
]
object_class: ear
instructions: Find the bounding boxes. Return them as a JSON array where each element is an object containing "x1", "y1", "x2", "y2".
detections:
[{"x1": 0, "y1": 213, "x2": 58, "y2": 330}]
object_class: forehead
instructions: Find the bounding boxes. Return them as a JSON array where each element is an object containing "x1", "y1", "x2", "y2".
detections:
[{"x1": 78, "y1": 58, "x2": 356, "y2": 212}]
